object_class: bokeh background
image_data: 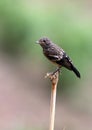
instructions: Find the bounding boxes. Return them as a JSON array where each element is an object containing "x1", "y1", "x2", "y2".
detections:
[{"x1": 0, "y1": 0, "x2": 92, "y2": 130}]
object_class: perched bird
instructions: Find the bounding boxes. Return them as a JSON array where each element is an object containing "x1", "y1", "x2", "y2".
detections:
[{"x1": 36, "y1": 37, "x2": 80, "y2": 78}]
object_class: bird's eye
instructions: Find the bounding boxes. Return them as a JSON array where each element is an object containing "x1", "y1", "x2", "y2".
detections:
[{"x1": 43, "y1": 40, "x2": 46, "y2": 43}]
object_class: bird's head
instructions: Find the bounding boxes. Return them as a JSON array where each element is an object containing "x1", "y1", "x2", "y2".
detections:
[{"x1": 36, "y1": 37, "x2": 51, "y2": 48}]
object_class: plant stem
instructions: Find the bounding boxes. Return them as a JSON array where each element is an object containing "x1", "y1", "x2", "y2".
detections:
[{"x1": 45, "y1": 71, "x2": 59, "y2": 130}]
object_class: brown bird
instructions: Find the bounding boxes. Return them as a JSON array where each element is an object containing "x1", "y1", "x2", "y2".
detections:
[{"x1": 36, "y1": 37, "x2": 80, "y2": 78}]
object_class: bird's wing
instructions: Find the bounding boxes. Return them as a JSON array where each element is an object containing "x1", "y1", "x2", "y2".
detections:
[
  {"x1": 43, "y1": 47, "x2": 65, "y2": 62},
  {"x1": 46, "y1": 54, "x2": 61, "y2": 61},
  {"x1": 63, "y1": 53, "x2": 72, "y2": 63}
]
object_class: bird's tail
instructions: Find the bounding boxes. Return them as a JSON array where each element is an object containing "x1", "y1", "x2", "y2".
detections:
[{"x1": 71, "y1": 65, "x2": 81, "y2": 78}]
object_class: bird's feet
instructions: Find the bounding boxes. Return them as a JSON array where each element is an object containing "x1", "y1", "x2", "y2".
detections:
[
  {"x1": 52, "y1": 67, "x2": 61, "y2": 75},
  {"x1": 45, "y1": 71, "x2": 59, "y2": 84},
  {"x1": 45, "y1": 67, "x2": 61, "y2": 79}
]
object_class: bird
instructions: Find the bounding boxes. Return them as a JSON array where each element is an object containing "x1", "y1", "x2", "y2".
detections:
[{"x1": 36, "y1": 37, "x2": 80, "y2": 78}]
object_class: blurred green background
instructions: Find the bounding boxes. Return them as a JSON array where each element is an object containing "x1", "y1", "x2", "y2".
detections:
[{"x1": 0, "y1": 0, "x2": 92, "y2": 130}]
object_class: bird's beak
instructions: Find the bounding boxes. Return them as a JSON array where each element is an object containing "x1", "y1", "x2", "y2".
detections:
[{"x1": 36, "y1": 40, "x2": 39, "y2": 44}]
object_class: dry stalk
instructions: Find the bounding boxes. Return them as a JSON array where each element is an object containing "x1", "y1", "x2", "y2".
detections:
[{"x1": 45, "y1": 71, "x2": 59, "y2": 130}]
